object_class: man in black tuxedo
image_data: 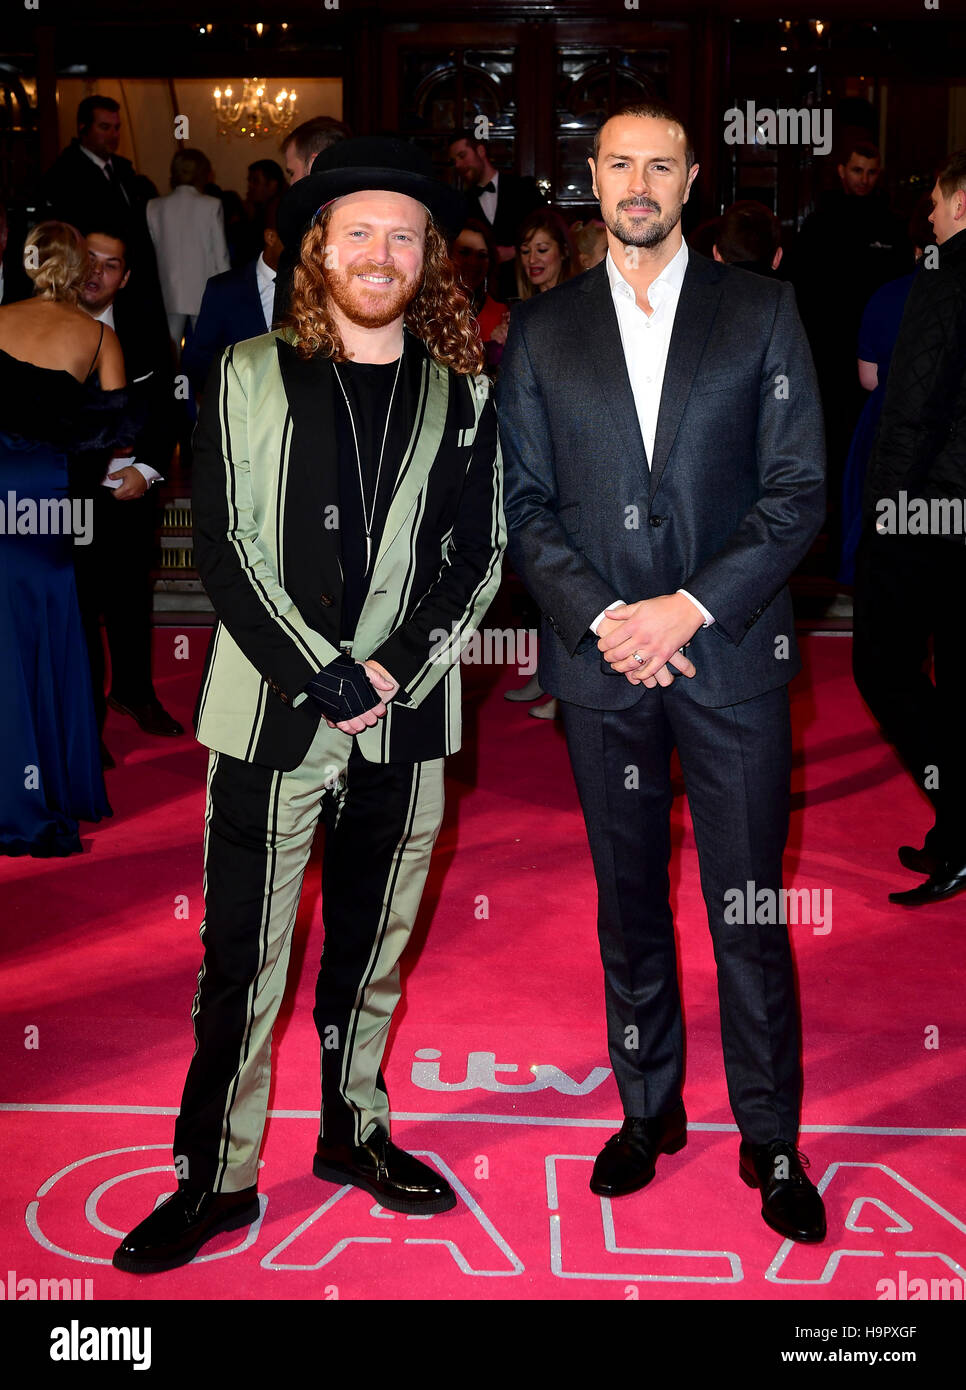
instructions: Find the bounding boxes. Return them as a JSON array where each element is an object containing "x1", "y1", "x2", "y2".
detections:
[
  {"x1": 184, "y1": 228, "x2": 281, "y2": 397},
  {"x1": 498, "y1": 103, "x2": 827, "y2": 1243},
  {"x1": 75, "y1": 226, "x2": 183, "y2": 752},
  {"x1": 448, "y1": 130, "x2": 543, "y2": 296},
  {"x1": 42, "y1": 96, "x2": 166, "y2": 341}
]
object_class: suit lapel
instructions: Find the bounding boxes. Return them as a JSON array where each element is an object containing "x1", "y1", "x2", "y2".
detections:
[
  {"x1": 580, "y1": 264, "x2": 650, "y2": 483},
  {"x1": 648, "y1": 255, "x2": 723, "y2": 501},
  {"x1": 244, "y1": 260, "x2": 265, "y2": 336},
  {"x1": 368, "y1": 331, "x2": 449, "y2": 579},
  {"x1": 275, "y1": 334, "x2": 342, "y2": 602}
]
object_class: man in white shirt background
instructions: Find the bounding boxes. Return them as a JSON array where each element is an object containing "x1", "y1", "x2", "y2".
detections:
[{"x1": 75, "y1": 225, "x2": 183, "y2": 759}]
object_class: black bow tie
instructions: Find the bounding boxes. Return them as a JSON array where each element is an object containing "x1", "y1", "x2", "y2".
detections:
[{"x1": 478, "y1": 181, "x2": 496, "y2": 194}]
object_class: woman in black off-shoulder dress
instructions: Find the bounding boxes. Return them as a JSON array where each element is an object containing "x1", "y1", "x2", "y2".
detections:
[{"x1": 0, "y1": 221, "x2": 137, "y2": 856}]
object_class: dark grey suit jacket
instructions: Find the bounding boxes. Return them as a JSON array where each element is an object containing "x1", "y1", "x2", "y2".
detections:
[{"x1": 496, "y1": 251, "x2": 826, "y2": 710}]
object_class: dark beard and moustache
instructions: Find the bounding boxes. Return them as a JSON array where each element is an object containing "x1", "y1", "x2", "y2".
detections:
[
  {"x1": 607, "y1": 195, "x2": 683, "y2": 249},
  {"x1": 322, "y1": 259, "x2": 422, "y2": 328}
]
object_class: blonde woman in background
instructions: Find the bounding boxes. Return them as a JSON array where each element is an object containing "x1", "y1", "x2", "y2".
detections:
[
  {"x1": 0, "y1": 221, "x2": 135, "y2": 855},
  {"x1": 147, "y1": 148, "x2": 230, "y2": 356},
  {"x1": 572, "y1": 218, "x2": 608, "y2": 271}
]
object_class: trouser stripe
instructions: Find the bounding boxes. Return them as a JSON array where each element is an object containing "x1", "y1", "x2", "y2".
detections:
[
  {"x1": 215, "y1": 767, "x2": 282, "y2": 1189},
  {"x1": 339, "y1": 763, "x2": 422, "y2": 1144}
]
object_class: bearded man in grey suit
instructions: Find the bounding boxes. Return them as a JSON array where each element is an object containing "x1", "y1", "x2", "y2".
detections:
[{"x1": 497, "y1": 103, "x2": 827, "y2": 1243}]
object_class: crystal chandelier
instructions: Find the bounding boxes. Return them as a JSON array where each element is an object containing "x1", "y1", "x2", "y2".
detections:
[{"x1": 212, "y1": 80, "x2": 298, "y2": 139}]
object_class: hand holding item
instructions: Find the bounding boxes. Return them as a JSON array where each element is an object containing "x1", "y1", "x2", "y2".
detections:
[
  {"x1": 110, "y1": 465, "x2": 150, "y2": 500},
  {"x1": 305, "y1": 655, "x2": 385, "y2": 733}
]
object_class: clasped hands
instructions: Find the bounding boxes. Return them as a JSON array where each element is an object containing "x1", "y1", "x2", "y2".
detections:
[
  {"x1": 597, "y1": 594, "x2": 702, "y2": 688},
  {"x1": 305, "y1": 656, "x2": 399, "y2": 735}
]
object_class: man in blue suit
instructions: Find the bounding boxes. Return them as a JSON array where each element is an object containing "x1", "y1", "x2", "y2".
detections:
[
  {"x1": 498, "y1": 103, "x2": 827, "y2": 1244},
  {"x1": 183, "y1": 228, "x2": 281, "y2": 396}
]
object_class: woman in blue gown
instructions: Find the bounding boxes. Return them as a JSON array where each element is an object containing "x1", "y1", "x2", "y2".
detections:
[{"x1": 0, "y1": 221, "x2": 135, "y2": 856}]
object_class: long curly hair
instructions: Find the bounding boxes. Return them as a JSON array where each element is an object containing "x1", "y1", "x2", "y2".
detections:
[{"x1": 283, "y1": 206, "x2": 484, "y2": 375}]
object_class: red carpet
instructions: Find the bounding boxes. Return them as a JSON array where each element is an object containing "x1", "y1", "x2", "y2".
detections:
[{"x1": 1, "y1": 630, "x2": 964, "y2": 1301}]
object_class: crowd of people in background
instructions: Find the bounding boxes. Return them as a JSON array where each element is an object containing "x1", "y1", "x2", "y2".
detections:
[{"x1": 1, "y1": 91, "x2": 964, "y2": 908}]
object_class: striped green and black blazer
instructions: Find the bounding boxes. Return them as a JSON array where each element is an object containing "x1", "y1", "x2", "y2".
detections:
[{"x1": 192, "y1": 326, "x2": 505, "y2": 770}]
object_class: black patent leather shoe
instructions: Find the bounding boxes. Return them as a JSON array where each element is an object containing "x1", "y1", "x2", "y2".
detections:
[
  {"x1": 112, "y1": 1185, "x2": 259, "y2": 1274},
  {"x1": 108, "y1": 695, "x2": 185, "y2": 737},
  {"x1": 889, "y1": 856, "x2": 966, "y2": 906},
  {"x1": 739, "y1": 1140, "x2": 826, "y2": 1244},
  {"x1": 897, "y1": 844, "x2": 940, "y2": 876},
  {"x1": 313, "y1": 1129, "x2": 456, "y2": 1214},
  {"x1": 589, "y1": 1103, "x2": 688, "y2": 1197}
]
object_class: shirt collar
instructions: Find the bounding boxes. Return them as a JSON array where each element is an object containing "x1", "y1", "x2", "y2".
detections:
[
  {"x1": 79, "y1": 144, "x2": 109, "y2": 172},
  {"x1": 92, "y1": 302, "x2": 116, "y2": 330},
  {"x1": 606, "y1": 238, "x2": 689, "y2": 310},
  {"x1": 255, "y1": 252, "x2": 275, "y2": 288}
]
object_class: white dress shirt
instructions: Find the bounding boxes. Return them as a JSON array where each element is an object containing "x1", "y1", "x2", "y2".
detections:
[
  {"x1": 80, "y1": 145, "x2": 109, "y2": 175},
  {"x1": 91, "y1": 303, "x2": 162, "y2": 489},
  {"x1": 590, "y1": 239, "x2": 714, "y2": 633},
  {"x1": 79, "y1": 144, "x2": 130, "y2": 204},
  {"x1": 478, "y1": 170, "x2": 498, "y2": 227},
  {"x1": 255, "y1": 252, "x2": 276, "y2": 330}
]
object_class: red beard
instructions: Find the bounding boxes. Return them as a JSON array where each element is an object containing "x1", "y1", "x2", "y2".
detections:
[{"x1": 322, "y1": 259, "x2": 421, "y2": 328}]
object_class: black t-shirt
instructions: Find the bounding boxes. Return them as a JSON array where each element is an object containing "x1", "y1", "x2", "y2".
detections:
[{"x1": 332, "y1": 356, "x2": 404, "y2": 642}]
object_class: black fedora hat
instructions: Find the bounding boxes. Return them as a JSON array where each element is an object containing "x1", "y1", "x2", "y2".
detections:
[{"x1": 278, "y1": 136, "x2": 467, "y2": 249}]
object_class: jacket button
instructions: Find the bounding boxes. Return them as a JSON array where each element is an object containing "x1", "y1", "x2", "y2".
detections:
[
  {"x1": 649, "y1": 515, "x2": 665, "y2": 527},
  {"x1": 320, "y1": 593, "x2": 334, "y2": 607}
]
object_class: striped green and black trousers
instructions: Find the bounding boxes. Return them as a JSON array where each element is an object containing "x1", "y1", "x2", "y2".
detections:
[{"x1": 172, "y1": 718, "x2": 445, "y2": 1194}]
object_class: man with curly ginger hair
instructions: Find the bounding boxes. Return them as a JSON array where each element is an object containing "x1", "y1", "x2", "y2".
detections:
[{"x1": 114, "y1": 139, "x2": 505, "y2": 1274}]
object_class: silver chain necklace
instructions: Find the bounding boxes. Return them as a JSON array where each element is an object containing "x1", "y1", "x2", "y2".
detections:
[{"x1": 332, "y1": 350, "x2": 403, "y2": 573}]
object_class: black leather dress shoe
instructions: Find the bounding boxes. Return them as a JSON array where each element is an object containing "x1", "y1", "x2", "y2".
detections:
[
  {"x1": 889, "y1": 856, "x2": 966, "y2": 906},
  {"x1": 313, "y1": 1128, "x2": 456, "y2": 1214},
  {"x1": 108, "y1": 695, "x2": 184, "y2": 737},
  {"x1": 589, "y1": 1104, "x2": 687, "y2": 1197},
  {"x1": 112, "y1": 1185, "x2": 259, "y2": 1274},
  {"x1": 739, "y1": 1140, "x2": 826, "y2": 1243},
  {"x1": 897, "y1": 844, "x2": 940, "y2": 876}
]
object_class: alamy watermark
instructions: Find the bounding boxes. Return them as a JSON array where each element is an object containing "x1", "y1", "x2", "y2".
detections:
[
  {"x1": 1, "y1": 1268, "x2": 94, "y2": 1300},
  {"x1": 875, "y1": 491, "x2": 966, "y2": 538},
  {"x1": 724, "y1": 880, "x2": 832, "y2": 935},
  {"x1": 429, "y1": 625, "x2": 537, "y2": 677},
  {"x1": 724, "y1": 102, "x2": 832, "y2": 157},
  {"x1": 0, "y1": 492, "x2": 93, "y2": 545},
  {"x1": 877, "y1": 1270, "x2": 964, "y2": 1300}
]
